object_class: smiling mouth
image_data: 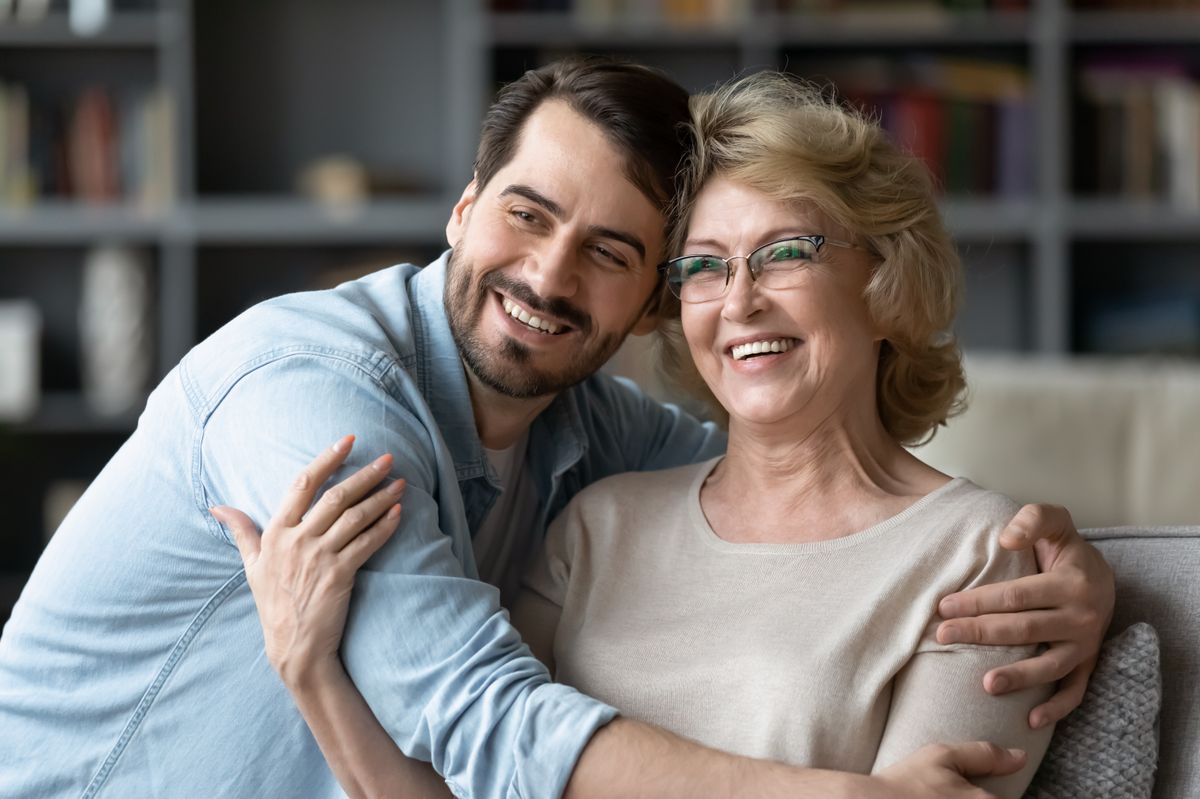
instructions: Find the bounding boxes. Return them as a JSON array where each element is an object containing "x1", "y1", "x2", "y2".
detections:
[
  {"x1": 500, "y1": 295, "x2": 569, "y2": 335},
  {"x1": 729, "y1": 338, "x2": 799, "y2": 361}
]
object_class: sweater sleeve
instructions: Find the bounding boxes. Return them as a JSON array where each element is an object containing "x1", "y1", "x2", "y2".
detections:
[
  {"x1": 869, "y1": 514, "x2": 1054, "y2": 798},
  {"x1": 869, "y1": 643, "x2": 1054, "y2": 797}
]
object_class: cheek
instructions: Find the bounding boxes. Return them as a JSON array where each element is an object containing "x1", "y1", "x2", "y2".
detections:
[{"x1": 681, "y1": 307, "x2": 715, "y2": 357}]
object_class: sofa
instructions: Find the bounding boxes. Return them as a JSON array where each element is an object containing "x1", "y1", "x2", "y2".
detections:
[
  {"x1": 1083, "y1": 526, "x2": 1199, "y2": 798},
  {"x1": 911, "y1": 356, "x2": 1199, "y2": 797}
]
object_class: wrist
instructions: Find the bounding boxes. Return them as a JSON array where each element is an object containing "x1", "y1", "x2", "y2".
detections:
[{"x1": 280, "y1": 651, "x2": 345, "y2": 694}]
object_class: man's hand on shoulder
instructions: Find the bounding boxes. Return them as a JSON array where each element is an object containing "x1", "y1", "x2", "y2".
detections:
[{"x1": 935, "y1": 503, "x2": 1115, "y2": 728}]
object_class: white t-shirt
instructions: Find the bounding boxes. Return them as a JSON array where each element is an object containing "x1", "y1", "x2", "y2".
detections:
[{"x1": 473, "y1": 432, "x2": 538, "y2": 602}]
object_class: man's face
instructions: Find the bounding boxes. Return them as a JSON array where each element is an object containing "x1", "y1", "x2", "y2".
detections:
[{"x1": 444, "y1": 100, "x2": 666, "y2": 400}]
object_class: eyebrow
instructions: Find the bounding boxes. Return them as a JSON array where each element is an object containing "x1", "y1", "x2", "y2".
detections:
[
  {"x1": 499, "y1": 183, "x2": 647, "y2": 260},
  {"x1": 499, "y1": 184, "x2": 564, "y2": 218}
]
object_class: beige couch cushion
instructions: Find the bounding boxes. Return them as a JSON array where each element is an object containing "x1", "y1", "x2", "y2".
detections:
[{"x1": 914, "y1": 356, "x2": 1200, "y2": 528}]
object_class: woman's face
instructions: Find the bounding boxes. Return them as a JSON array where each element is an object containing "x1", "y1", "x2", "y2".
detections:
[{"x1": 680, "y1": 176, "x2": 881, "y2": 429}]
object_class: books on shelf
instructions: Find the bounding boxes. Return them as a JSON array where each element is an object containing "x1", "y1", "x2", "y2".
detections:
[
  {"x1": 802, "y1": 57, "x2": 1033, "y2": 197},
  {"x1": 489, "y1": 0, "x2": 1027, "y2": 23},
  {"x1": 1077, "y1": 57, "x2": 1200, "y2": 208},
  {"x1": 0, "y1": 81, "x2": 174, "y2": 210},
  {"x1": 1087, "y1": 295, "x2": 1200, "y2": 356},
  {"x1": 1071, "y1": 1, "x2": 1200, "y2": 9}
]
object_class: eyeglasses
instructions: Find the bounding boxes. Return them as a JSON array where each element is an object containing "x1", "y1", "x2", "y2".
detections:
[{"x1": 659, "y1": 235, "x2": 867, "y2": 304}]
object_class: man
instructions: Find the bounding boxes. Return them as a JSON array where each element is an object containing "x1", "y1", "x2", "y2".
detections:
[{"x1": 0, "y1": 58, "x2": 1111, "y2": 798}]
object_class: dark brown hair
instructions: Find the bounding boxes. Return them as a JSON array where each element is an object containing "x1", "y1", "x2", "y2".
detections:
[{"x1": 474, "y1": 57, "x2": 693, "y2": 213}]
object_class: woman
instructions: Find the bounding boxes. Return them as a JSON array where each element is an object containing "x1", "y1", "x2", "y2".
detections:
[{"x1": 217, "y1": 72, "x2": 1051, "y2": 797}]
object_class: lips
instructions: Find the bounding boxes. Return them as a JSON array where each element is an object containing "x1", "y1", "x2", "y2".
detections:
[
  {"x1": 728, "y1": 337, "x2": 800, "y2": 361},
  {"x1": 499, "y1": 294, "x2": 569, "y2": 335}
]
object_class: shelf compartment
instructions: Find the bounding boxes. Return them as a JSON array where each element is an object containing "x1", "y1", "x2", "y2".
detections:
[
  {"x1": 184, "y1": 197, "x2": 451, "y2": 245},
  {"x1": 1068, "y1": 199, "x2": 1200, "y2": 239},
  {"x1": 0, "y1": 11, "x2": 164, "y2": 49},
  {"x1": 1069, "y1": 11, "x2": 1200, "y2": 44},
  {"x1": 0, "y1": 203, "x2": 168, "y2": 243},
  {"x1": 488, "y1": 10, "x2": 1031, "y2": 48}
]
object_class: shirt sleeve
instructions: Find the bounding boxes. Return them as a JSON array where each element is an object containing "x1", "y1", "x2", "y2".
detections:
[
  {"x1": 869, "y1": 544, "x2": 1054, "y2": 798},
  {"x1": 587, "y1": 375, "x2": 726, "y2": 472},
  {"x1": 199, "y1": 353, "x2": 616, "y2": 799}
]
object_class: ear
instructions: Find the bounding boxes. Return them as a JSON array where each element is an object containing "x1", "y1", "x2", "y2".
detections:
[{"x1": 445, "y1": 178, "x2": 479, "y2": 247}]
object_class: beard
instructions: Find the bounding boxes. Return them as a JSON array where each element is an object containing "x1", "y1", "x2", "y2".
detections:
[{"x1": 444, "y1": 248, "x2": 628, "y2": 400}]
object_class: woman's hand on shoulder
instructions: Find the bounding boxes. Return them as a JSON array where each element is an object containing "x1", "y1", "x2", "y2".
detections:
[
  {"x1": 934, "y1": 503, "x2": 1114, "y2": 728},
  {"x1": 210, "y1": 435, "x2": 405, "y2": 687}
]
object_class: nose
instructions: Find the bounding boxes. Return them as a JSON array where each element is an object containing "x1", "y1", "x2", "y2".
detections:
[
  {"x1": 720, "y1": 257, "x2": 766, "y2": 322},
  {"x1": 523, "y1": 235, "x2": 580, "y2": 300}
]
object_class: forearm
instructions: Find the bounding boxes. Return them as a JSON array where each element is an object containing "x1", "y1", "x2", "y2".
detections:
[
  {"x1": 288, "y1": 657, "x2": 452, "y2": 799},
  {"x1": 565, "y1": 717, "x2": 871, "y2": 799}
]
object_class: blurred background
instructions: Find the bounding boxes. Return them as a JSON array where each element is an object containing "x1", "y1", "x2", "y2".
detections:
[{"x1": 1, "y1": 0, "x2": 1199, "y2": 624}]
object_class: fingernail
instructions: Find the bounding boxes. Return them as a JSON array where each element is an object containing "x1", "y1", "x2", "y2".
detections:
[
  {"x1": 332, "y1": 435, "x2": 353, "y2": 454},
  {"x1": 939, "y1": 597, "x2": 959, "y2": 617},
  {"x1": 387, "y1": 504, "x2": 401, "y2": 520},
  {"x1": 1030, "y1": 714, "x2": 1047, "y2": 730},
  {"x1": 939, "y1": 624, "x2": 960, "y2": 644},
  {"x1": 388, "y1": 479, "x2": 405, "y2": 494},
  {"x1": 372, "y1": 453, "x2": 391, "y2": 471},
  {"x1": 991, "y1": 675, "x2": 1010, "y2": 693},
  {"x1": 1007, "y1": 748, "x2": 1026, "y2": 759}
]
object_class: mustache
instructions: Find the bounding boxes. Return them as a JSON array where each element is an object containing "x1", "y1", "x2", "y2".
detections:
[{"x1": 480, "y1": 271, "x2": 592, "y2": 334}]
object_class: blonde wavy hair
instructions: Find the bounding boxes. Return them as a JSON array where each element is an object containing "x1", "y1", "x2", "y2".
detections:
[{"x1": 657, "y1": 70, "x2": 966, "y2": 446}]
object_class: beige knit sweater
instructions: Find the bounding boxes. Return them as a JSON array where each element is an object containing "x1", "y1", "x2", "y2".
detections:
[{"x1": 519, "y1": 458, "x2": 1054, "y2": 797}]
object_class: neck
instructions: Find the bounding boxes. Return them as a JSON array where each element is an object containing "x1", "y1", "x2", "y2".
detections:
[
  {"x1": 463, "y1": 362, "x2": 556, "y2": 450},
  {"x1": 703, "y1": 396, "x2": 937, "y2": 543},
  {"x1": 723, "y1": 402, "x2": 905, "y2": 500}
]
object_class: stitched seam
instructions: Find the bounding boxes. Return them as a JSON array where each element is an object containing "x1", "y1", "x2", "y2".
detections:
[
  {"x1": 79, "y1": 570, "x2": 248, "y2": 798},
  {"x1": 191, "y1": 349, "x2": 408, "y2": 543}
]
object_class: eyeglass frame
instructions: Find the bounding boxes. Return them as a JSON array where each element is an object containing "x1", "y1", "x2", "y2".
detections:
[{"x1": 657, "y1": 234, "x2": 871, "y2": 303}]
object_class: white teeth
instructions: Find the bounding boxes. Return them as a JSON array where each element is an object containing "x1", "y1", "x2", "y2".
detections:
[
  {"x1": 502, "y1": 297, "x2": 562, "y2": 335},
  {"x1": 731, "y1": 338, "x2": 795, "y2": 361}
]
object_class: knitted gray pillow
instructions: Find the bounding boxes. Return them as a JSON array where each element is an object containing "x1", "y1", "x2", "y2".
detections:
[{"x1": 1025, "y1": 622, "x2": 1161, "y2": 799}]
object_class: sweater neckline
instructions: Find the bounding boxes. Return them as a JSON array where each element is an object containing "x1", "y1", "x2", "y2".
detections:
[{"x1": 686, "y1": 456, "x2": 970, "y2": 555}]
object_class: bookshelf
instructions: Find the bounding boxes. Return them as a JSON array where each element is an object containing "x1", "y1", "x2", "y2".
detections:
[{"x1": 2, "y1": 0, "x2": 1200, "y2": 626}]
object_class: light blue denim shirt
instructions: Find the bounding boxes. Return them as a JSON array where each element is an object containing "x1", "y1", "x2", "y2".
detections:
[{"x1": 0, "y1": 253, "x2": 725, "y2": 798}]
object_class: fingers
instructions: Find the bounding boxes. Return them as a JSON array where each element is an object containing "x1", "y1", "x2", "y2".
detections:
[
  {"x1": 342, "y1": 503, "x2": 403, "y2": 569},
  {"x1": 302, "y1": 452, "x2": 394, "y2": 533},
  {"x1": 999, "y1": 503, "x2": 1074, "y2": 556},
  {"x1": 937, "y1": 608, "x2": 1067, "y2": 647},
  {"x1": 1028, "y1": 660, "x2": 1094, "y2": 729},
  {"x1": 982, "y1": 641, "x2": 1082, "y2": 695},
  {"x1": 939, "y1": 741, "x2": 1027, "y2": 778},
  {"x1": 939, "y1": 572, "x2": 1069, "y2": 619},
  {"x1": 275, "y1": 435, "x2": 356, "y2": 527},
  {"x1": 211, "y1": 506, "x2": 262, "y2": 566},
  {"x1": 323, "y1": 478, "x2": 406, "y2": 551}
]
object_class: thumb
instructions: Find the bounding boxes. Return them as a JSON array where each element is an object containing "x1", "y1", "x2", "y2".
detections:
[{"x1": 210, "y1": 506, "x2": 262, "y2": 566}]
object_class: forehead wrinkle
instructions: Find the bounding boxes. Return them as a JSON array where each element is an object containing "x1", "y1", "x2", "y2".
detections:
[{"x1": 682, "y1": 228, "x2": 813, "y2": 254}]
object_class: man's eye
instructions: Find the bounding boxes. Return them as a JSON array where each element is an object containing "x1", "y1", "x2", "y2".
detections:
[
  {"x1": 511, "y1": 209, "x2": 539, "y2": 225},
  {"x1": 593, "y1": 244, "x2": 628, "y2": 269}
]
